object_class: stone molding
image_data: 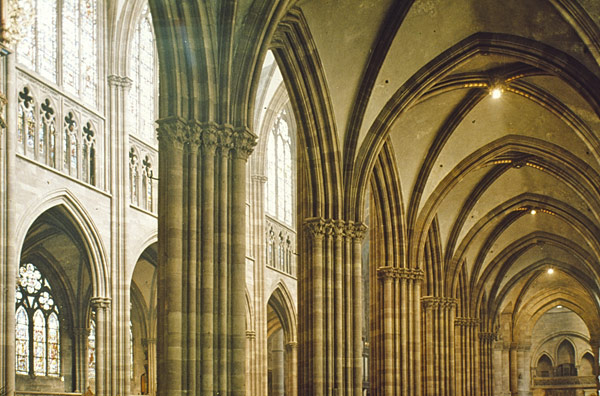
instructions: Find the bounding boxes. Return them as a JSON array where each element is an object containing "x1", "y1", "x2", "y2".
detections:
[
  {"x1": 156, "y1": 117, "x2": 257, "y2": 158},
  {"x1": 421, "y1": 296, "x2": 458, "y2": 309},
  {"x1": 376, "y1": 266, "x2": 425, "y2": 281},
  {"x1": 285, "y1": 341, "x2": 298, "y2": 351},
  {"x1": 251, "y1": 174, "x2": 268, "y2": 183},
  {"x1": 455, "y1": 317, "x2": 481, "y2": 327},
  {"x1": 107, "y1": 74, "x2": 132, "y2": 88},
  {"x1": 246, "y1": 330, "x2": 256, "y2": 339},
  {"x1": 304, "y1": 217, "x2": 368, "y2": 241},
  {"x1": 90, "y1": 297, "x2": 111, "y2": 309}
]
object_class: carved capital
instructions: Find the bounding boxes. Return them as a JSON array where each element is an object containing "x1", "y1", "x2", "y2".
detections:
[
  {"x1": 347, "y1": 221, "x2": 368, "y2": 240},
  {"x1": 377, "y1": 266, "x2": 424, "y2": 281},
  {"x1": 455, "y1": 317, "x2": 481, "y2": 327},
  {"x1": 156, "y1": 117, "x2": 188, "y2": 147},
  {"x1": 232, "y1": 127, "x2": 257, "y2": 159},
  {"x1": 304, "y1": 217, "x2": 327, "y2": 240},
  {"x1": 252, "y1": 175, "x2": 268, "y2": 184},
  {"x1": 217, "y1": 124, "x2": 234, "y2": 154},
  {"x1": 421, "y1": 296, "x2": 458, "y2": 309},
  {"x1": 90, "y1": 297, "x2": 111, "y2": 310},
  {"x1": 285, "y1": 341, "x2": 298, "y2": 351},
  {"x1": 107, "y1": 75, "x2": 132, "y2": 88}
]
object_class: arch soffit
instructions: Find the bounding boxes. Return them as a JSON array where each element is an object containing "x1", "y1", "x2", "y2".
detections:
[
  {"x1": 127, "y1": 231, "x2": 158, "y2": 285},
  {"x1": 535, "y1": 353, "x2": 556, "y2": 368},
  {"x1": 15, "y1": 189, "x2": 109, "y2": 297},
  {"x1": 351, "y1": 32, "x2": 600, "y2": 225},
  {"x1": 272, "y1": 8, "x2": 343, "y2": 219},
  {"x1": 267, "y1": 281, "x2": 298, "y2": 343},
  {"x1": 109, "y1": 0, "x2": 151, "y2": 75}
]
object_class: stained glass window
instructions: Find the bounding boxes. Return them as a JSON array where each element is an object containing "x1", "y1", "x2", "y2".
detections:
[
  {"x1": 16, "y1": 0, "x2": 98, "y2": 106},
  {"x1": 16, "y1": 307, "x2": 29, "y2": 374},
  {"x1": 265, "y1": 110, "x2": 294, "y2": 225},
  {"x1": 128, "y1": 5, "x2": 157, "y2": 143},
  {"x1": 33, "y1": 310, "x2": 46, "y2": 375},
  {"x1": 15, "y1": 262, "x2": 60, "y2": 377},
  {"x1": 16, "y1": 0, "x2": 57, "y2": 82},
  {"x1": 88, "y1": 316, "x2": 96, "y2": 381},
  {"x1": 48, "y1": 313, "x2": 60, "y2": 376}
]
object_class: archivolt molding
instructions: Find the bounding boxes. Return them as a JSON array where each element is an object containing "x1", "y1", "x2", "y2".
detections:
[
  {"x1": 273, "y1": 8, "x2": 343, "y2": 219},
  {"x1": 15, "y1": 188, "x2": 110, "y2": 297}
]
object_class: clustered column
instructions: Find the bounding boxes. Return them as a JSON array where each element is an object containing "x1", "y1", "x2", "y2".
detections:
[
  {"x1": 371, "y1": 266, "x2": 424, "y2": 395},
  {"x1": 300, "y1": 218, "x2": 366, "y2": 396},
  {"x1": 156, "y1": 118, "x2": 255, "y2": 396},
  {"x1": 479, "y1": 331, "x2": 497, "y2": 396},
  {"x1": 91, "y1": 297, "x2": 111, "y2": 396},
  {"x1": 421, "y1": 296, "x2": 457, "y2": 396},
  {"x1": 454, "y1": 317, "x2": 480, "y2": 396}
]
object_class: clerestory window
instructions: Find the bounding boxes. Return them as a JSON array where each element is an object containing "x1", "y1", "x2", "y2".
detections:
[
  {"x1": 16, "y1": 0, "x2": 99, "y2": 107},
  {"x1": 266, "y1": 110, "x2": 294, "y2": 226},
  {"x1": 128, "y1": 4, "x2": 157, "y2": 143}
]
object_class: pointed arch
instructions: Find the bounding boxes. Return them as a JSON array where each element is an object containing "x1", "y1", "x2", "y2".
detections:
[
  {"x1": 15, "y1": 189, "x2": 109, "y2": 297},
  {"x1": 267, "y1": 281, "x2": 297, "y2": 344}
]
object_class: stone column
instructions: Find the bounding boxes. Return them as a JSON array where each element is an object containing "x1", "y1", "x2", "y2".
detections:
[
  {"x1": 156, "y1": 119, "x2": 255, "y2": 396},
  {"x1": 145, "y1": 338, "x2": 157, "y2": 396},
  {"x1": 590, "y1": 339, "x2": 600, "y2": 393},
  {"x1": 73, "y1": 327, "x2": 88, "y2": 392},
  {"x1": 107, "y1": 74, "x2": 132, "y2": 396},
  {"x1": 285, "y1": 341, "x2": 298, "y2": 396},
  {"x1": 479, "y1": 331, "x2": 496, "y2": 396},
  {"x1": 250, "y1": 174, "x2": 268, "y2": 396},
  {"x1": 271, "y1": 330, "x2": 285, "y2": 396},
  {"x1": 510, "y1": 343, "x2": 518, "y2": 395},
  {"x1": 421, "y1": 296, "x2": 457, "y2": 396},
  {"x1": 246, "y1": 330, "x2": 257, "y2": 395},
  {"x1": 300, "y1": 218, "x2": 366, "y2": 395},
  {"x1": 370, "y1": 266, "x2": 424, "y2": 395},
  {"x1": 0, "y1": 43, "x2": 15, "y2": 396},
  {"x1": 91, "y1": 297, "x2": 111, "y2": 396},
  {"x1": 455, "y1": 318, "x2": 480, "y2": 396}
]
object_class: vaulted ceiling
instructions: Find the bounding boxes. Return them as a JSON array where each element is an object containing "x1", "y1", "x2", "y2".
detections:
[{"x1": 292, "y1": 0, "x2": 600, "y2": 334}]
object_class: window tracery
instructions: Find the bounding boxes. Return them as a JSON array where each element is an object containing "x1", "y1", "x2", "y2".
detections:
[
  {"x1": 15, "y1": 262, "x2": 60, "y2": 377},
  {"x1": 265, "y1": 110, "x2": 294, "y2": 225}
]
